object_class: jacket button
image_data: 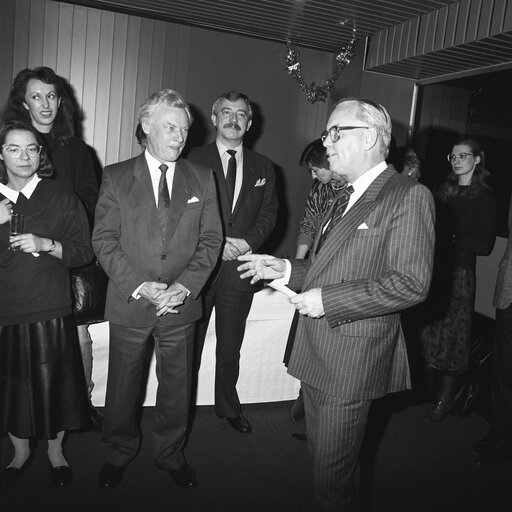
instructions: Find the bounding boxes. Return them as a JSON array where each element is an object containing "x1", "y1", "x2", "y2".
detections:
[{"x1": 161, "y1": 254, "x2": 167, "y2": 260}]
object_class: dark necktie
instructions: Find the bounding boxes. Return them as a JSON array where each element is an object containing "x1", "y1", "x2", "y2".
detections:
[
  {"x1": 158, "y1": 163, "x2": 171, "y2": 233},
  {"x1": 316, "y1": 184, "x2": 354, "y2": 253},
  {"x1": 226, "y1": 149, "x2": 237, "y2": 207}
]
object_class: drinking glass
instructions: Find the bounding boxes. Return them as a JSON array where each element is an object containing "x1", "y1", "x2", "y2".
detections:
[{"x1": 9, "y1": 213, "x2": 24, "y2": 251}]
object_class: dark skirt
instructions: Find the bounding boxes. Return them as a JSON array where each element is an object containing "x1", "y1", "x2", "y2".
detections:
[
  {"x1": 421, "y1": 266, "x2": 475, "y2": 373},
  {"x1": 0, "y1": 315, "x2": 90, "y2": 438}
]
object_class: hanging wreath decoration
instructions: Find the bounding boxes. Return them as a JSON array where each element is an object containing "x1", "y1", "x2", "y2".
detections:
[{"x1": 285, "y1": 29, "x2": 357, "y2": 103}]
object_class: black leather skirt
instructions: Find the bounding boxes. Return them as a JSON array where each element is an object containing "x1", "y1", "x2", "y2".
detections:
[{"x1": 0, "y1": 315, "x2": 90, "y2": 438}]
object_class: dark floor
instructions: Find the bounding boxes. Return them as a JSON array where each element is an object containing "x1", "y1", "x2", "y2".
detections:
[{"x1": 1, "y1": 393, "x2": 511, "y2": 512}]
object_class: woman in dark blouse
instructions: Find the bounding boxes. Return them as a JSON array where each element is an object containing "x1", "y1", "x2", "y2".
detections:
[
  {"x1": 422, "y1": 138, "x2": 496, "y2": 422},
  {"x1": 0, "y1": 120, "x2": 93, "y2": 487},
  {"x1": 2, "y1": 67, "x2": 100, "y2": 427}
]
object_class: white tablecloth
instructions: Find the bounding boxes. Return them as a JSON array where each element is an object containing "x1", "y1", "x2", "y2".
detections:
[{"x1": 90, "y1": 288, "x2": 300, "y2": 406}]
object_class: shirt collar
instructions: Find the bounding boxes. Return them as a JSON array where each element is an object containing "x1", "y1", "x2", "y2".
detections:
[
  {"x1": 0, "y1": 174, "x2": 41, "y2": 203},
  {"x1": 144, "y1": 149, "x2": 176, "y2": 173},
  {"x1": 216, "y1": 140, "x2": 243, "y2": 158},
  {"x1": 350, "y1": 161, "x2": 388, "y2": 194}
]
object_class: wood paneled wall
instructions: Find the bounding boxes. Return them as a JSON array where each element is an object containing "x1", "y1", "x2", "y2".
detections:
[{"x1": 0, "y1": 0, "x2": 334, "y2": 255}]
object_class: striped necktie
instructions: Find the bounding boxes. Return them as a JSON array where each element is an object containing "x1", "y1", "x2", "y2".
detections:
[{"x1": 316, "y1": 184, "x2": 354, "y2": 253}]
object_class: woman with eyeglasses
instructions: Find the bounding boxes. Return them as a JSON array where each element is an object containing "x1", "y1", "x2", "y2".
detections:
[
  {"x1": 422, "y1": 138, "x2": 496, "y2": 422},
  {"x1": 0, "y1": 120, "x2": 93, "y2": 487},
  {"x1": 2, "y1": 67, "x2": 102, "y2": 430}
]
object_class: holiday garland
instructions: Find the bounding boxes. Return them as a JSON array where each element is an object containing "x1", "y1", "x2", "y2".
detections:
[{"x1": 285, "y1": 30, "x2": 357, "y2": 103}]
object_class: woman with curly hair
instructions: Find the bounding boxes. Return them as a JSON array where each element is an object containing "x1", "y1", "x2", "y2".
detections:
[
  {"x1": 0, "y1": 120, "x2": 93, "y2": 487},
  {"x1": 422, "y1": 138, "x2": 496, "y2": 421},
  {"x1": 2, "y1": 67, "x2": 101, "y2": 428}
]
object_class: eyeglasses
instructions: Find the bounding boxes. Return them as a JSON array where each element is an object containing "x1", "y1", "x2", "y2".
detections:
[
  {"x1": 320, "y1": 126, "x2": 369, "y2": 143},
  {"x1": 2, "y1": 144, "x2": 42, "y2": 158},
  {"x1": 447, "y1": 152, "x2": 474, "y2": 163}
]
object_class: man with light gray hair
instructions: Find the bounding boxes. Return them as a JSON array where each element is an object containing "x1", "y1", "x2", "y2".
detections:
[
  {"x1": 238, "y1": 98, "x2": 435, "y2": 511},
  {"x1": 93, "y1": 89, "x2": 222, "y2": 490}
]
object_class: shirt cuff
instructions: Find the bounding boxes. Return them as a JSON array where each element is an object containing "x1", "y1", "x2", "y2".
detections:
[{"x1": 269, "y1": 258, "x2": 291, "y2": 287}]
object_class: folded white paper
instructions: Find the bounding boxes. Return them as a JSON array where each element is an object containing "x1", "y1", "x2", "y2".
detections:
[{"x1": 266, "y1": 280, "x2": 297, "y2": 297}]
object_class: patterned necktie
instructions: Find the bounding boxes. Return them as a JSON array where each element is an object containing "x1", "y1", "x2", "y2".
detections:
[
  {"x1": 158, "y1": 163, "x2": 170, "y2": 233},
  {"x1": 226, "y1": 149, "x2": 237, "y2": 207},
  {"x1": 316, "y1": 184, "x2": 354, "y2": 252}
]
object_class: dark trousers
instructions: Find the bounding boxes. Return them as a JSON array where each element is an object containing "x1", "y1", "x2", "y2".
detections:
[
  {"x1": 491, "y1": 304, "x2": 512, "y2": 451},
  {"x1": 302, "y1": 382, "x2": 372, "y2": 512},
  {"x1": 195, "y1": 282, "x2": 254, "y2": 417},
  {"x1": 102, "y1": 321, "x2": 194, "y2": 469}
]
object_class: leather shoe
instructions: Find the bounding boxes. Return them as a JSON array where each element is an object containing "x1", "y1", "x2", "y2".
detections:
[
  {"x1": 167, "y1": 464, "x2": 198, "y2": 488},
  {"x1": 425, "y1": 399, "x2": 453, "y2": 422},
  {"x1": 89, "y1": 405, "x2": 104, "y2": 432},
  {"x1": 51, "y1": 465, "x2": 73, "y2": 487},
  {"x1": 221, "y1": 414, "x2": 252, "y2": 433},
  {"x1": 99, "y1": 463, "x2": 125, "y2": 489},
  {"x1": 1, "y1": 457, "x2": 32, "y2": 488},
  {"x1": 289, "y1": 393, "x2": 305, "y2": 421}
]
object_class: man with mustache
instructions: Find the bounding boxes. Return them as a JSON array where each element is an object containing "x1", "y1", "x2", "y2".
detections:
[
  {"x1": 188, "y1": 91, "x2": 277, "y2": 433},
  {"x1": 92, "y1": 89, "x2": 222, "y2": 489}
]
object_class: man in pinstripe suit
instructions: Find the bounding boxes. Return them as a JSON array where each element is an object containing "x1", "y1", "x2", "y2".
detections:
[{"x1": 239, "y1": 98, "x2": 435, "y2": 511}]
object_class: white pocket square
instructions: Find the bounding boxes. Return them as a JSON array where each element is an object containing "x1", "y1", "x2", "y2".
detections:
[
  {"x1": 187, "y1": 196, "x2": 199, "y2": 203},
  {"x1": 255, "y1": 178, "x2": 266, "y2": 187},
  {"x1": 357, "y1": 223, "x2": 369, "y2": 230}
]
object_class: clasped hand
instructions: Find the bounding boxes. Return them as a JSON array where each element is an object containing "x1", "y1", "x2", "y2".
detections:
[
  {"x1": 222, "y1": 237, "x2": 251, "y2": 261},
  {"x1": 139, "y1": 281, "x2": 188, "y2": 316}
]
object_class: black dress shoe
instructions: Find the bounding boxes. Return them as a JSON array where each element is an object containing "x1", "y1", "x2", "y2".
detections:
[
  {"x1": 89, "y1": 405, "x2": 104, "y2": 432},
  {"x1": 1, "y1": 457, "x2": 32, "y2": 488},
  {"x1": 167, "y1": 464, "x2": 198, "y2": 488},
  {"x1": 99, "y1": 463, "x2": 125, "y2": 489},
  {"x1": 222, "y1": 414, "x2": 252, "y2": 433},
  {"x1": 51, "y1": 465, "x2": 73, "y2": 487}
]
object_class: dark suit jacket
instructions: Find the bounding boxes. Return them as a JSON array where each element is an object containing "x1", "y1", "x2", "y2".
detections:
[
  {"x1": 287, "y1": 166, "x2": 435, "y2": 399},
  {"x1": 92, "y1": 153, "x2": 223, "y2": 327},
  {"x1": 188, "y1": 142, "x2": 277, "y2": 292}
]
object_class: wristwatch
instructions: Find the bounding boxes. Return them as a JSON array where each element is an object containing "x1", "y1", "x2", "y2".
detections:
[{"x1": 48, "y1": 239, "x2": 56, "y2": 253}]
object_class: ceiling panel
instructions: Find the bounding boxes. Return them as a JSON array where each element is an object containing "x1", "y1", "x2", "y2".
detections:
[{"x1": 61, "y1": 0, "x2": 458, "y2": 51}]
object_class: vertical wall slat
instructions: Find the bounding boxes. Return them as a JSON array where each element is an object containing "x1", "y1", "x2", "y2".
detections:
[
  {"x1": 105, "y1": 13, "x2": 128, "y2": 165},
  {"x1": 92, "y1": 9, "x2": 114, "y2": 160},
  {"x1": 42, "y1": 0, "x2": 59, "y2": 70},
  {"x1": 13, "y1": 0, "x2": 31, "y2": 72}
]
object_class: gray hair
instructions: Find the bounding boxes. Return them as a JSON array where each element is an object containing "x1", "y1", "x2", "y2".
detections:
[
  {"x1": 211, "y1": 90, "x2": 252, "y2": 120},
  {"x1": 337, "y1": 98, "x2": 392, "y2": 155},
  {"x1": 138, "y1": 89, "x2": 193, "y2": 126}
]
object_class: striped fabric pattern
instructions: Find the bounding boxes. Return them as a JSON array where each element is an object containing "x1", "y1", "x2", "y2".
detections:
[{"x1": 287, "y1": 166, "x2": 435, "y2": 400}]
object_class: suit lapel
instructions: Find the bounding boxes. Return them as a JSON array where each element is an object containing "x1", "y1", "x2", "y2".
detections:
[
  {"x1": 164, "y1": 159, "x2": 192, "y2": 243},
  {"x1": 206, "y1": 143, "x2": 232, "y2": 223},
  {"x1": 132, "y1": 154, "x2": 162, "y2": 242},
  {"x1": 305, "y1": 166, "x2": 396, "y2": 288},
  {"x1": 232, "y1": 149, "x2": 256, "y2": 217}
]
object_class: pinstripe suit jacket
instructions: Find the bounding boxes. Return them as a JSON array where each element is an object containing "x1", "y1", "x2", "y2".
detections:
[
  {"x1": 287, "y1": 166, "x2": 435, "y2": 399},
  {"x1": 92, "y1": 153, "x2": 223, "y2": 328},
  {"x1": 494, "y1": 192, "x2": 512, "y2": 309}
]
